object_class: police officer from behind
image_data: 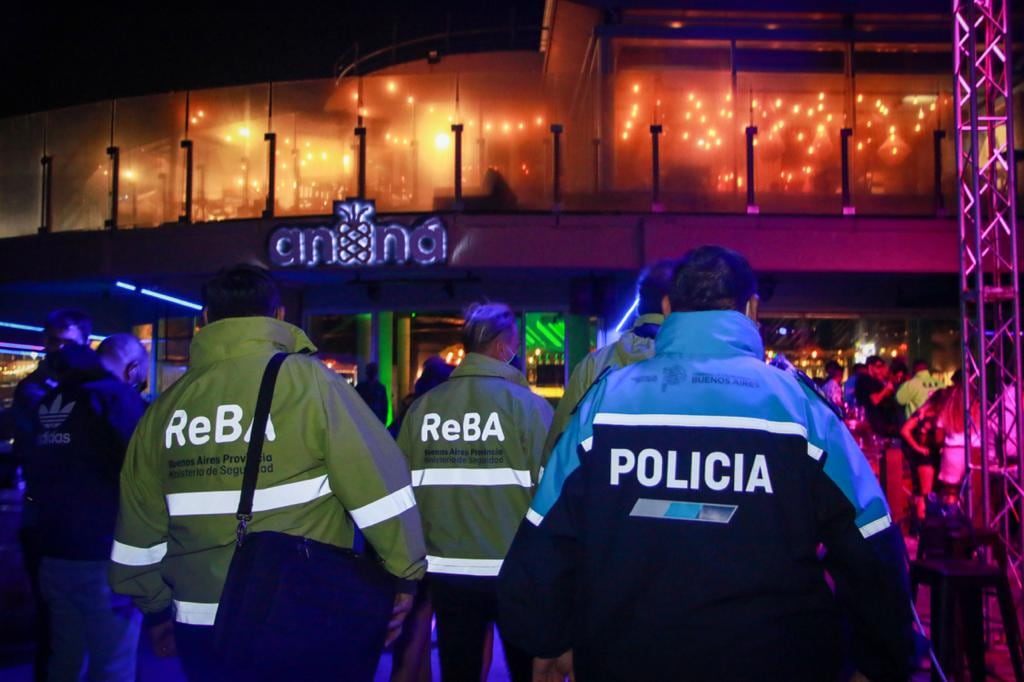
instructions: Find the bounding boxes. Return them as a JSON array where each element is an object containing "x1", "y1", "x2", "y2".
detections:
[
  {"x1": 398, "y1": 302, "x2": 553, "y2": 682},
  {"x1": 499, "y1": 246, "x2": 921, "y2": 681},
  {"x1": 544, "y1": 260, "x2": 674, "y2": 458},
  {"x1": 110, "y1": 265, "x2": 426, "y2": 681}
]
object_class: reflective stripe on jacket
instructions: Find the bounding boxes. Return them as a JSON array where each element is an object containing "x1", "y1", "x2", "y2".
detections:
[
  {"x1": 110, "y1": 317, "x2": 426, "y2": 624},
  {"x1": 397, "y1": 352, "x2": 552, "y2": 577}
]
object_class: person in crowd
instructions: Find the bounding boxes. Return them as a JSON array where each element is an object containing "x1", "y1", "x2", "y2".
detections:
[
  {"x1": 498, "y1": 246, "x2": 922, "y2": 681},
  {"x1": 844, "y1": 362, "x2": 867, "y2": 409},
  {"x1": 391, "y1": 356, "x2": 455, "y2": 438},
  {"x1": 897, "y1": 359, "x2": 945, "y2": 420},
  {"x1": 855, "y1": 356, "x2": 902, "y2": 437},
  {"x1": 397, "y1": 302, "x2": 553, "y2": 682},
  {"x1": 110, "y1": 265, "x2": 426, "y2": 681},
  {"x1": 544, "y1": 260, "x2": 674, "y2": 457},
  {"x1": 389, "y1": 356, "x2": 454, "y2": 682},
  {"x1": 356, "y1": 361, "x2": 391, "y2": 425},
  {"x1": 889, "y1": 358, "x2": 909, "y2": 389},
  {"x1": 936, "y1": 370, "x2": 978, "y2": 505},
  {"x1": 13, "y1": 308, "x2": 93, "y2": 682},
  {"x1": 26, "y1": 334, "x2": 148, "y2": 681},
  {"x1": 821, "y1": 360, "x2": 845, "y2": 412},
  {"x1": 900, "y1": 389, "x2": 947, "y2": 523}
]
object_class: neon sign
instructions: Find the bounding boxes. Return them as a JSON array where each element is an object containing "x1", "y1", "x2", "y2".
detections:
[{"x1": 268, "y1": 200, "x2": 447, "y2": 268}]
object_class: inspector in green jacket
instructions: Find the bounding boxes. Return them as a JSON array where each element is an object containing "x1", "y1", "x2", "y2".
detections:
[
  {"x1": 397, "y1": 352, "x2": 553, "y2": 577},
  {"x1": 543, "y1": 313, "x2": 663, "y2": 457},
  {"x1": 110, "y1": 317, "x2": 426, "y2": 626}
]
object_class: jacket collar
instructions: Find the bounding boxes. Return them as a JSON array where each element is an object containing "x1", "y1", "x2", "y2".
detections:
[
  {"x1": 451, "y1": 352, "x2": 531, "y2": 388},
  {"x1": 655, "y1": 310, "x2": 764, "y2": 359},
  {"x1": 189, "y1": 317, "x2": 317, "y2": 368}
]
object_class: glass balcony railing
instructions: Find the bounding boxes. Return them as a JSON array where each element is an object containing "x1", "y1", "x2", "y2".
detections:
[{"x1": 0, "y1": 40, "x2": 990, "y2": 240}]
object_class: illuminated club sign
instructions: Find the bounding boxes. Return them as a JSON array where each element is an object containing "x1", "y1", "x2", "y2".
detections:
[{"x1": 268, "y1": 200, "x2": 447, "y2": 268}]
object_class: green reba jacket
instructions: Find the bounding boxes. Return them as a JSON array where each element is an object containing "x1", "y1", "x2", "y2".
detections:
[
  {"x1": 397, "y1": 352, "x2": 553, "y2": 577},
  {"x1": 110, "y1": 317, "x2": 426, "y2": 626},
  {"x1": 544, "y1": 313, "x2": 663, "y2": 457}
]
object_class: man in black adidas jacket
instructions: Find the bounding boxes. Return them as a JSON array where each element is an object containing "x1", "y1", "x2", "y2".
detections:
[
  {"x1": 499, "y1": 246, "x2": 924, "y2": 681},
  {"x1": 26, "y1": 335, "x2": 149, "y2": 681}
]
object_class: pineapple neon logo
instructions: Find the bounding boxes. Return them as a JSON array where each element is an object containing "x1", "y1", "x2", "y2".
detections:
[{"x1": 268, "y1": 200, "x2": 447, "y2": 268}]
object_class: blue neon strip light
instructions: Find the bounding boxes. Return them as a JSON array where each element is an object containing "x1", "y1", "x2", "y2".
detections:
[
  {"x1": 116, "y1": 281, "x2": 202, "y2": 311},
  {"x1": 0, "y1": 320, "x2": 105, "y2": 342},
  {"x1": 0, "y1": 348, "x2": 43, "y2": 358},
  {"x1": 139, "y1": 288, "x2": 203, "y2": 311},
  {"x1": 0, "y1": 341, "x2": 45, "y2": 352},
  {"x1": 613, "y1": 295, "x2": 640, "y2": 334},
  {"x1": 0, "y1": 321, "x2": 43, "y2": 333}
]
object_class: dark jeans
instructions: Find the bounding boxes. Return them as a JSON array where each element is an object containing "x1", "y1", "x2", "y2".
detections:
[
  {"x1": 19, "y1": 526, "x2": 49, "y2": 682},
  {"x1": 430, "y1": 574, "x2": 531, "y2": 682}
]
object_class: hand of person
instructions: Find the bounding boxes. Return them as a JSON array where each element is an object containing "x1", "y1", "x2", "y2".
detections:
[
  {"x1": 385, "y1": 592, "x2": 414, "y2": 647},
  {"x1": 147, "y1": 620, "x2": 177, "y2": 658},
  {"x1": 532, "y1": 650, "x2": 574, "y2": 682}
]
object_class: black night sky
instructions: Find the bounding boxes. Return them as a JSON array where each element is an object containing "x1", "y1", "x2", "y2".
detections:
[{"x1": 2, "y1": 2, "x2": 545, "y2": 118}]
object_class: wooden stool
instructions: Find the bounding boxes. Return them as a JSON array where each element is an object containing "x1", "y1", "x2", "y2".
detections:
[{"x1": 911, "y1": 559, "x2": 1024, "y2": 682}]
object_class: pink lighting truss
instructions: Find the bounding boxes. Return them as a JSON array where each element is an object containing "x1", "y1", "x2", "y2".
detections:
[{"x1": 953, "y1": 0, "x2": 1022, "y2": 584}]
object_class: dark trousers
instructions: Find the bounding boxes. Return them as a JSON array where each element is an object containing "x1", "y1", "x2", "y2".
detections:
[
  {"x1": 430, "y1": 574, "x2": 532, "y2": 682},
  {"x1": 19, "y1": 526, "x2": 49, "y2": 682},
  {"x1": 175, "y1": 624, "x2": 227, "y2": 682}
]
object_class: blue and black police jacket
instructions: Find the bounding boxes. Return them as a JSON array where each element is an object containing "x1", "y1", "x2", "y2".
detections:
[{"x1": 498, "y1": 311, "x2": 920, "y2": 682}]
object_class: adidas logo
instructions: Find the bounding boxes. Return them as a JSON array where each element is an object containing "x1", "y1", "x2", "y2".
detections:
[{"x1": 39, "y1": 395, "x2": 75, "y2": 430}]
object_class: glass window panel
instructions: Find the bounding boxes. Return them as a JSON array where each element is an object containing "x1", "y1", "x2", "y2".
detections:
[
  {"x1": 272, "y1": 79, "x2": 355, "y2": 216},
  {"x1": 114, "y1": 93, "x2": 187, "y2": 227},
  {"x1": 188, "y1": 85, "x2": 270, "y2": 221},
  {"x1": 458, "y1": 72, "x2": 551, "y2": 211},
  {"x1": 737, "y1": 72, "x2": 847, "y2": 214},
  {"x1": 360, "y1": 73, "x2": 457, "y2": 213},
  {"x1": 50, "y1": 102, "x2": 111, "y2": 231},
  {"x1": 853, "y1": 74, "x2": 953, "y2": 215},
  {"x1": 0, "y1": 115, "x2": 44, "y2": 237},
  {"x1": 611, "y1": 39, "x2": 740, "y2": 213},
  {"x1": 546, "y1": 72, "x2": 600, "y2": 211}
]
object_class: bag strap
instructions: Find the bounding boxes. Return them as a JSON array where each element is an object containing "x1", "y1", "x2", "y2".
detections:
[{"x1": 235, "y1": 352, "x2": 290, "y2": 546}]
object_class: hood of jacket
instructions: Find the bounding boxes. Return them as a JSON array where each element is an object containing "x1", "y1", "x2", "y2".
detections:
[
  {"x1": 451, "y1": 352, "x2": 531, "y2": 389},
  {"x1": 189, "y1": 317, "x2": 317, "y2": 368}
]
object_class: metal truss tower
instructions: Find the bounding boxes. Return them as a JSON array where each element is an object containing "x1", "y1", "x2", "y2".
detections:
[{"x1": 954, "y1": 0, "x2": 1023, "y2": 584}]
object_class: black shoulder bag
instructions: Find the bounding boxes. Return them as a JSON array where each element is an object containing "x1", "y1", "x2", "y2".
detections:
[{"x1": 212, "y1": 353, "x2": 396, "y2": 681}]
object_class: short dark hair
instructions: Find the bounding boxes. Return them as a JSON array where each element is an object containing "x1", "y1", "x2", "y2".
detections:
[
  {"x1": 890, "y1": 359, "x2": 908, "y2": 375},
  {"x1": 668, "y1": 246, "x2": 757, "y2": 312},
  {"x1": 825, "y1": 360, "x2": 842, "y2": 375},
  {"x1": 866, "y1": 355, "x2": 885, "y2": 368},
  {"x1": 852, "y1": 363, "x2": 867, "y2": 373},
  {"x1": 637, "y1": 259, "x2": 676, "y2": 316},
  {"x1": 45, "y1": 309, "x2": 92, "y2": 340},
  {"x1": 202, "y1": 265, "x2": 282, "y2": 322},
  {"x1": 912, "y1": 359, "x2": 929, "y2": 373}
]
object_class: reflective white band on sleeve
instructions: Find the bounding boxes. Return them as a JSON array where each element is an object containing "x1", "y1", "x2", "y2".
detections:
[
  {"x1": 173, "y1": 600, "x2": 218, "y2": 626},
  {"x1": 807, "y1": 443, "x2": 824, "y2": 461},
  {"x1": 349, "y1": 485, "x2": 417, "y2": 529},
  {"x1": 165, "y1": 474, "x2": 332, "y2": 517},
  {"x1": 410, "y1": 468, "x2": 531, "y2": 488},
  {"x1": 110, "y1": 540, "x2": 168, "y2": 566},
  {"x1": 581, "y1": 436, "x2": 594, "y2": 452},
  {"x1": 537, "y1": 466, "x2": 545, "y2": 483},
  {"x1": 525, "y1": 508, "x2": 544, "y2": 527},
  {"x1": 426, "y1": 555, "x2": 504, "y2": 577},
  {"x1": 858, "y1": 515, "x2": 892, "y2": 539},
  {"x1": 594, "y1": 413, "x2": 808, "y2": 438}
]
